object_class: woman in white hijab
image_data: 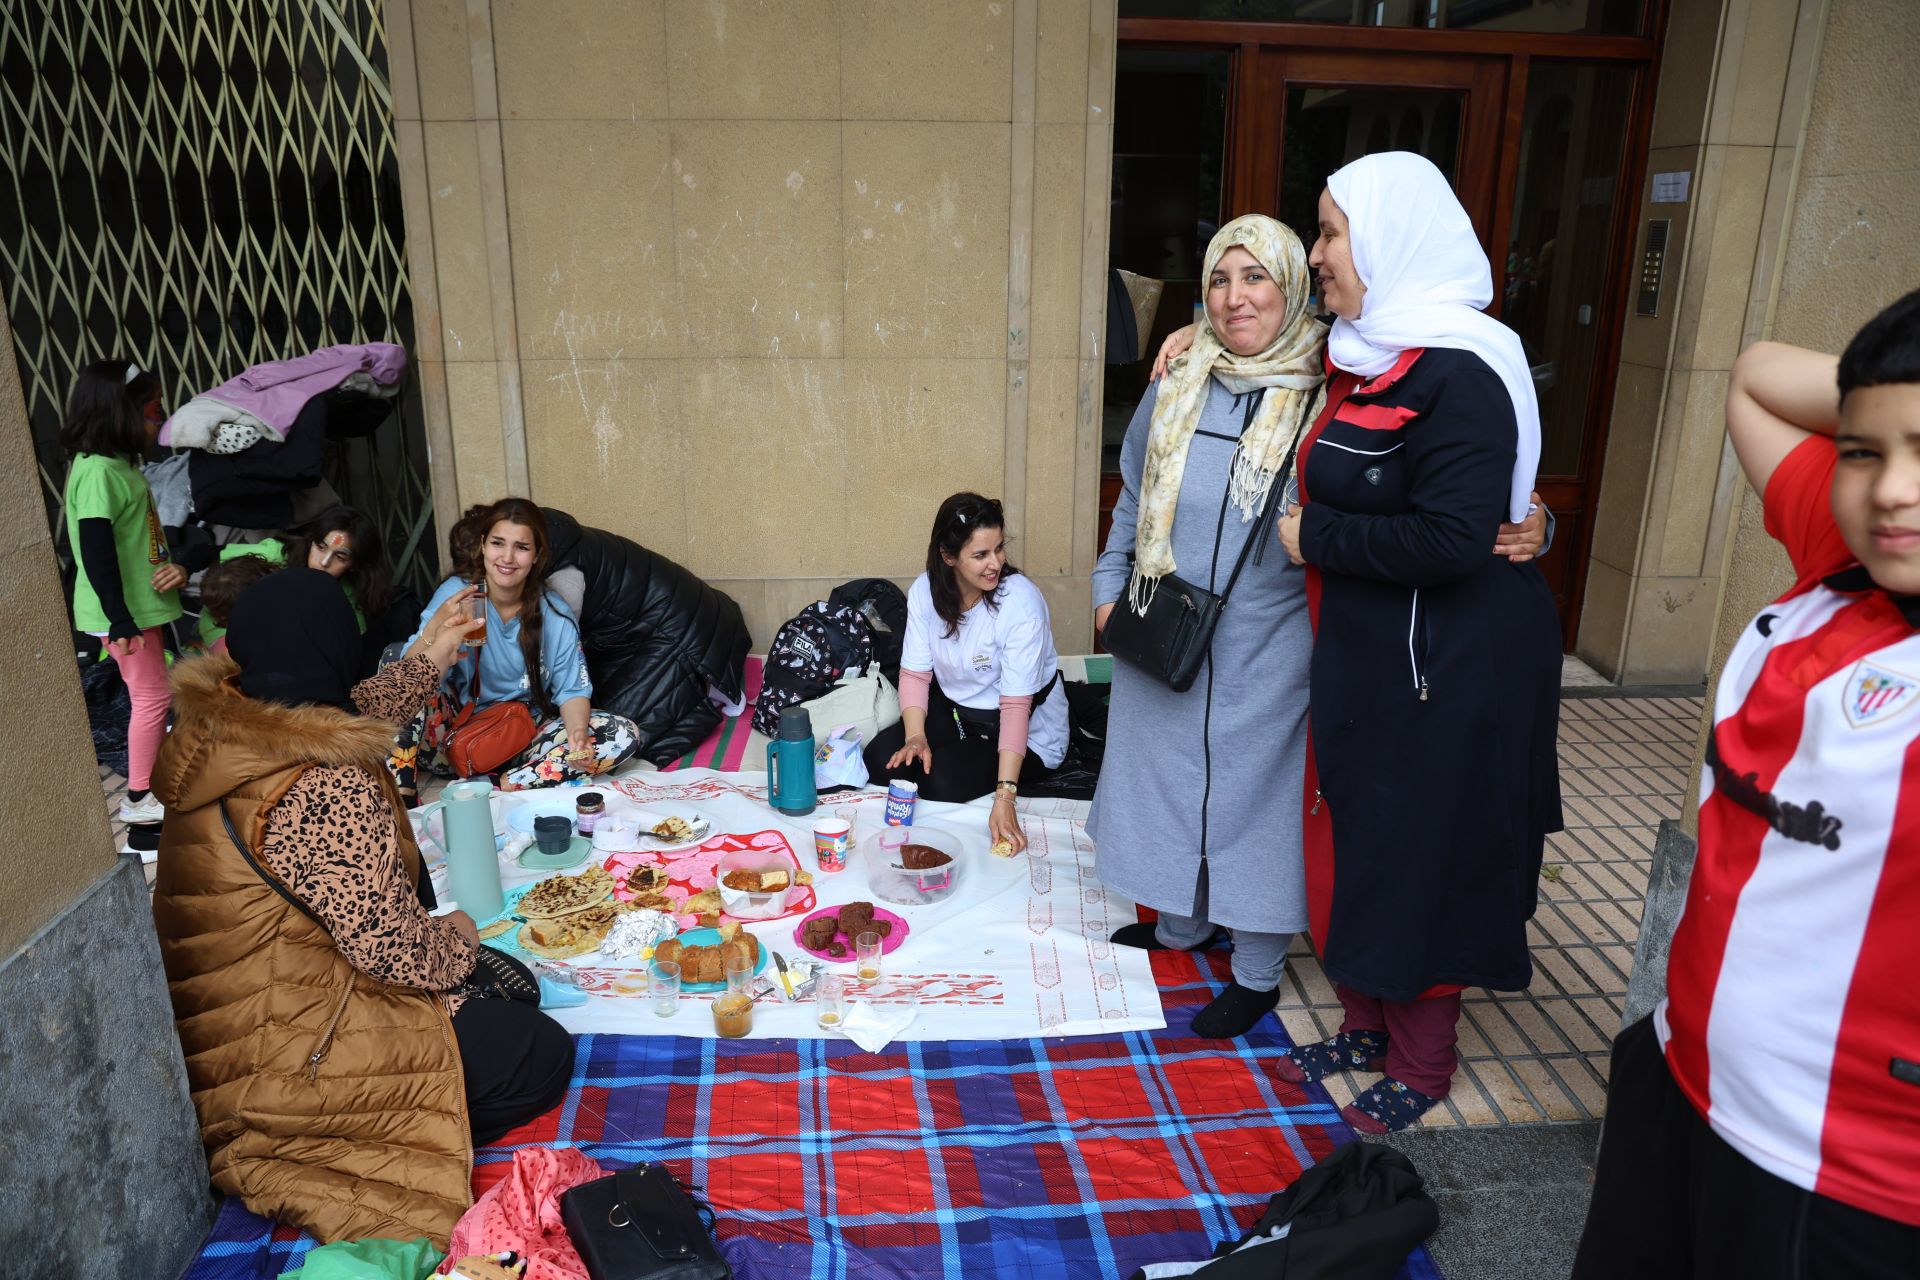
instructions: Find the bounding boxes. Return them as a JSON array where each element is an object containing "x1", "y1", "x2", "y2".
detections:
[{"x1": 1268, "y1": 151, "x2": 1564, "y2": 1133}]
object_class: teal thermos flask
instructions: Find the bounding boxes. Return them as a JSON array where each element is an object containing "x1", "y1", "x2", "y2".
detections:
[
  {"x1": 438, "y1": 777, "x2": 504, "y2": 920},
  {"x1": 766, "y1": 705, "x2": 818, "y2": 816}
]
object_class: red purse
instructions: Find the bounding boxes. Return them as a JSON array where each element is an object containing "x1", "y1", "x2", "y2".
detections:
[{"x1": 444, "y1": 665, "x2": 537, "y2": 777}]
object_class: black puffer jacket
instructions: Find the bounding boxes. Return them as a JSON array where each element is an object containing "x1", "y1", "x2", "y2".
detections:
[{"x1": 542, "y1": 509, "x2": 751, "y2": 765}]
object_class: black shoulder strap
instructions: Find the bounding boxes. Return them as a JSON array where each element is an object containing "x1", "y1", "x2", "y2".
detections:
[
  {"x1": 1217, "y1": 426, "x2": 1304, "y2": 608},
  {"x1": 219, "y1": 800, "x2": 332, "y2": 936}
]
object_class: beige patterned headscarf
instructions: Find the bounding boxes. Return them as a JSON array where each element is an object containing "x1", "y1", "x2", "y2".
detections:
[{"x1": 1130, "y1": 215, "x2": 1327, "y2": 610}]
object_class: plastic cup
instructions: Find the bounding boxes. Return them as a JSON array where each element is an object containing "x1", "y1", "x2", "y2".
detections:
[
  {"x1": 649, "y1": 960, "x2": 681, "y2": 1017},
  {"x1": 815, "y1": 973, "x2": 847, "y2": 1030},
  {"x1": 812, "y1": 818, "x2": 851, "y2": 873},
  {"x1": 855, "y1": 931, "x2": 883, "y2": 981}
]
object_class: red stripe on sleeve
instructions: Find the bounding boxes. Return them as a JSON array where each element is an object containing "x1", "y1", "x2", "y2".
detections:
[
  {"x1": 1332, "y1": 402, "x2": 1418, "y2": 431},
  {"x1": 1814, "y1": 729, "x2": 1920, "y2": 1226}
]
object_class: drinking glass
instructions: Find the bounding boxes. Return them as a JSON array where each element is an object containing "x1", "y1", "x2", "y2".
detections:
[
  {"x1": 649, "y1": 960, "x2": 681, "y2": 1017},
  {"x1": 711, "y1": 957, "x2": 756, "y2": 1038},
  {"x1": 855, "y1": 931, "x2": 883, "y2": 981},
  {"x1": 815, "y1": 973, "x2": 847, "y2": 1030}
]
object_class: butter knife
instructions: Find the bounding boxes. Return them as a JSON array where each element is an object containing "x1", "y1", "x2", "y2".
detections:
[{"x1": 772, "y1": 949, "x2": 795, "y2": 999}]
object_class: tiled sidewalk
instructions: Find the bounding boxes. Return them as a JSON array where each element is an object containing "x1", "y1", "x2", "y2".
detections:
[
  {"x1": 105, "y1": 690, "x2": 1702, "y2": 1130},
  {"x1": 1275, "y1": 693, "x2": 1701, "y2": 1128}
]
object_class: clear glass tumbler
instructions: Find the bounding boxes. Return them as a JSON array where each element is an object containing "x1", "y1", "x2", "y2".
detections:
[
  {"x1": 649, "y1": 960, "x2": 681, "y2": 1017},
  {"x1": 711, "y1": 957, "x2": 755, "y2": 1038},
  {"x1": 856, "y1": 931, "x2": 883, "y2": 981},
  {"x1": 815, "y1": 973, "x2": 847, "y2": 1030}
]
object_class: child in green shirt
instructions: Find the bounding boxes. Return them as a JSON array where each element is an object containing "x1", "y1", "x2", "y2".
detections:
[{"x1": 62, "y1": 359, "x2": 180, "y2": 824}]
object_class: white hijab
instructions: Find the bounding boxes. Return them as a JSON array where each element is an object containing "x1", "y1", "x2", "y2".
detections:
[{"x1": 1325, "y1": 152, "x2": 1540, "y2": 522}]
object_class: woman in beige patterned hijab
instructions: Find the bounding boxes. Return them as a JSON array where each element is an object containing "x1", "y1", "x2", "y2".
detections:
[
  {"x1": 1128, "y1": 215, "x2": 1327, "y2": 609},
  {"x1": 1088, "y1": 214, "x2": 1328, "y2": 1042}
]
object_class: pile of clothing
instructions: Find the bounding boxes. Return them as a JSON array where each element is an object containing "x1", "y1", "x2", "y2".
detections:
[{"x1": 147, "y1": 342, "x2": 406, "y2": 531}]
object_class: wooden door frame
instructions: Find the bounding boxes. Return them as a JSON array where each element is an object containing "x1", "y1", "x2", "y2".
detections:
[{"x1": 1113, "y1": 4, "x2": 1671, "y2": 651}]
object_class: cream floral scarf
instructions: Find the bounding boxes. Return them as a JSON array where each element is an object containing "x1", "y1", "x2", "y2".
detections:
[{"x1": 1130, "y1": 215, "x2": 1327, "y2": 610}]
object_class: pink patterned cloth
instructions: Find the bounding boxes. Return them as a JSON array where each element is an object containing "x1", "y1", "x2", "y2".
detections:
[{"x1": 436, "y1": 1147, "x2": 607, "y2": 1280}]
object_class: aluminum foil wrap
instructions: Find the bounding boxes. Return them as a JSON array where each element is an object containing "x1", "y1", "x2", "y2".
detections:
[{"x1": 598, "y1": 909, "x2": 679, "y2": 961}]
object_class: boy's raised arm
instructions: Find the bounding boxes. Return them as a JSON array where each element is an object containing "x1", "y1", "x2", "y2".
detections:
[{"x1": 1726, "y1": 340, "x2": 1840, "y2": 495}]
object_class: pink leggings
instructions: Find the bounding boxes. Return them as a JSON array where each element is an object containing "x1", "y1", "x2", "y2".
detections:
[
  {"x1": 1337, "y1": 985, "x2": 1464, "y2": 1097},
  {"x1": 110, "y1": 629, "x2": 171, "y2": 791}
]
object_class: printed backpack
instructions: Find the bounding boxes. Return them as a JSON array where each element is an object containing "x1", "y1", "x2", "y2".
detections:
[{"x1": 752, "y1": 600, "x2": 875, "y2": 738}]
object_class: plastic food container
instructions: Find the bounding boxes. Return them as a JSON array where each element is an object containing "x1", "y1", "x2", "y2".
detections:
[
  {"x1": 715, "y1": 848, "x2": 796, "y2": 919},
  {"x1": 863, "y1": 823, "x2": 964, "y2": 906}
]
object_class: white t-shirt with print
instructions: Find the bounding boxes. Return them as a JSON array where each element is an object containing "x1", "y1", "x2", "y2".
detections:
[{"x1": 901, "y1": 572, "x2": 1068, "y2": 768}]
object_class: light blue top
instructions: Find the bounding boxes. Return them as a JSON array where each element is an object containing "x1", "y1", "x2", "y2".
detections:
[{"x1": 411, "y1": 576, "x2": 592, "y2": 710}]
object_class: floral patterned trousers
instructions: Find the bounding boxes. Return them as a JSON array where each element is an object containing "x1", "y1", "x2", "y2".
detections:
[{"x1": 388, "y1": 689, "x2": 640, "y2": 795}]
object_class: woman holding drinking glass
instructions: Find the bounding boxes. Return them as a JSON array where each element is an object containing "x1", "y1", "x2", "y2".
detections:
[{"x1": 387, "y1": 498, "x2": 638, "y2": 798}]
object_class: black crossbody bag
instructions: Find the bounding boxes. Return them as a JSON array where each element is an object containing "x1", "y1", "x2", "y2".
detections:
[
  {"x1": 1102, "y1": 431, "x2": 1298, "y2": 694},
  {"x1": 561, "y1": 1164, "x2": 732, "y2": 1280}
]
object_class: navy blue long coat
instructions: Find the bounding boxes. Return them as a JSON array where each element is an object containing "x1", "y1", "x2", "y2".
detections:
[{"x1": 1298, "y1": 347, "x2": 1563, "y2": 1000}]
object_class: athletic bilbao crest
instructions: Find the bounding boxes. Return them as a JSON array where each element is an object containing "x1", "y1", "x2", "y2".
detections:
[{"x1": 1843, "y1": 661, "x2": 1920, "y2": 728}]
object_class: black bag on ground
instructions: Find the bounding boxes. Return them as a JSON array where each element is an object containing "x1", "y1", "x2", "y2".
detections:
[
  {"x1": 82, "y1": 655, "x2": 132, "y2": 777},
  {"x1": 561, "y1": 1163, "x2": 732, "y2": 1280},
  {"x1": 827, "y1": 577, "x2": 907, "y2": 681},
  {"x1": 1125, "y1": 1142, "x2": 1437, "y2": 1279},
  {"x1": 751, "y1": 600, "x2": 874, "y2": 738}
]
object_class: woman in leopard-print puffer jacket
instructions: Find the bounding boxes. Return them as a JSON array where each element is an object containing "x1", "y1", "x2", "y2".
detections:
[{"x1": 150, "y1": 569, "x2": 574, "y2": 1247}]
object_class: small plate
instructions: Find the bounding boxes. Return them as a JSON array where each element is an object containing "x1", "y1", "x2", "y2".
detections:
[
  {"x1": 629, "y1": 807, "x2": 713, "y2": 852},
  {"x1": 671, "y1": 925, "x2": 772, "y2": 993},
  {"x1": 791, "y1": 904, "x2": 910, "y2": 963},
  {"x1": 518, "y1": 834, "x2": 593, "y2": 872}
]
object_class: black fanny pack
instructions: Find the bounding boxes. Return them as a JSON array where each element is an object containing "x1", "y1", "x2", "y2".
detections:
[{"x1": 947, "y1": 670, "x2": 1061, "y2": 741}]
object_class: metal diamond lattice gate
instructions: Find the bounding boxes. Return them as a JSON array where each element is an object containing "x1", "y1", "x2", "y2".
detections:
[{"x1": 0, "y1": 0, "x2": 438, "y2": 595}]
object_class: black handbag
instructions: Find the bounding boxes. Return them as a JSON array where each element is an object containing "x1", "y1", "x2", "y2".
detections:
[
  {"x1": 561, "y1": 1164, "x2": 732, "y2": 1280},
  {"x1": 461, "y1": 945, "x2": 542, "y2": 1004},
  {"x1": 1102, "y1": 434, "x2": 1297, "y2": 693}
]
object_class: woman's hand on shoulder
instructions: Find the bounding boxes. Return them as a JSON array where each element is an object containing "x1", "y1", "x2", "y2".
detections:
[
  {"x1": 1493, "y1": 492, "x2": 1548, "y2": 562},
  {"x1": 887, "y1": 734, "x2": 933, "y2": 774},
  {"x1": 1150, "y1": 323, "x2": 1199, "y2": 381}
]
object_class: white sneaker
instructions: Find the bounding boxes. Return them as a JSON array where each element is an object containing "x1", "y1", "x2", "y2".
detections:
[{"x1": 118, "y1": 793, "x2": 165, "y2": 824}]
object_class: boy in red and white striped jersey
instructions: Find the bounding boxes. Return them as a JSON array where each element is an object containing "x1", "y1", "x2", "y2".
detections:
[{"x1": 1573, "y1": 291, "x2": 1920, "y2": 1277}]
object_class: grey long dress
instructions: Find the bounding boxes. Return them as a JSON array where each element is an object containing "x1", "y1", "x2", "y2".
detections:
[{"x1": 1088, "y1": 378, "x2": 1313, "y2": 934}]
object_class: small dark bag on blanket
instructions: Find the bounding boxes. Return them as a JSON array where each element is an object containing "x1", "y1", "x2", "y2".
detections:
[
  {"x1": 1102, "y1": 432, "x2": 1295, "y2": 694},
  {"x1": 561, "y1": 1164, "x2": 732, "y2": 1280}
]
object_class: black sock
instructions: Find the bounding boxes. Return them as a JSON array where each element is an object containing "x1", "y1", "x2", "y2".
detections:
[{"x1": 127, "y1": 788, "x2": 149, "y2": 803}]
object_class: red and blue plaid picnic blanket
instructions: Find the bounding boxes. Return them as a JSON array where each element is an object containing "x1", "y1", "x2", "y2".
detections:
[{"x1": 180, "y1": 948, "x2": 1442, "y2": 1279}]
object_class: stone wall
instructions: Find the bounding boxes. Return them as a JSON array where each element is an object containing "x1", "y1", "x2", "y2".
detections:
[
  {"x1": 0, "y1": 302, "x2": 210, "y2": 1270},
  {"x1": 388, "y1": 0, "x2": 1116, "y2": 649}
]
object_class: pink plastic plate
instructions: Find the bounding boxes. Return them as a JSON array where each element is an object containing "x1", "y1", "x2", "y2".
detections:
[{"x1": 791, "y1": 904, "x2": 910, "y2": 962}]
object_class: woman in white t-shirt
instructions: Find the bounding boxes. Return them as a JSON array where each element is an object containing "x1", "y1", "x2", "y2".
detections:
[{"x1": 862, "y1": 493, "x2": 1069, "y2": 854}]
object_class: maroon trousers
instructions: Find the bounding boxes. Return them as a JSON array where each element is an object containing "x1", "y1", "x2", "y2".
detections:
[{"x1": 1336, "y1": 985, "x2": 1463, "y2": 1097}]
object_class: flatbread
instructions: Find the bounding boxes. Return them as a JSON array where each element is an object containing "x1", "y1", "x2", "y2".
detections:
[
  {"x1": 518, "y1": 867, "x2": 614, "y2": 920},
  {"x1": 651, "y1": 816, "x2": 697, "y2": 842},
  {"x1": 518, "y1": 901, "x2": 624, "y2": 959},
  {"x1": 477, "y1": 917, "x2": 518, "y2": 941}
]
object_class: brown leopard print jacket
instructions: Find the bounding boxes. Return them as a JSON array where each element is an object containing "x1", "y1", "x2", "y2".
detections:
[{"x1": 257, "y1": 654, "x2": 477, "y2": 1006}]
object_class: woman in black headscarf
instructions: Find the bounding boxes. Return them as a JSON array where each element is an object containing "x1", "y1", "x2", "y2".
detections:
[{"x1": 148, "y1": 569, "x2": 575, "y2": 1245}]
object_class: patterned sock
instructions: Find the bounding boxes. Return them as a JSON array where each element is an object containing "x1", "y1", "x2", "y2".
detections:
[
  {"x1": 1341, "y1": 1077, "x2": 1445, "y2": 1135},
  {"x1": 1275, "y1": 1029, "x2": 1390, "y2": 1084}
]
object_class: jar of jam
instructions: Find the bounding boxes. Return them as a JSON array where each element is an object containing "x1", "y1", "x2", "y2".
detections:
[{"x1": 575, "y1": 791, "x2": 605, "y2": 835}]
